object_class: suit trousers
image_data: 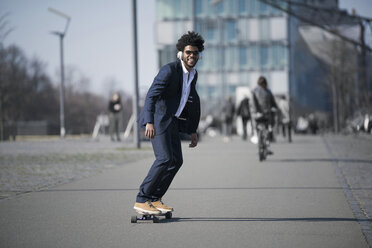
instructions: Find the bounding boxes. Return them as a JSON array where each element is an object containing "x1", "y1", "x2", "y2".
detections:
[{"x1": 136, "y1": 117, "x2": 183, "y2": 203}]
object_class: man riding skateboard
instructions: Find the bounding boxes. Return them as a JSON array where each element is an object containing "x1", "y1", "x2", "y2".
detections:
[{"x1": 134, "y1": 31, "x2": 204, "y2": 215}]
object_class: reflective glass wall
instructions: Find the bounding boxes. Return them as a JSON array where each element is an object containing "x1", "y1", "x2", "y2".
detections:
[{"x1": 156, "y1": 0, "x2": 289, "y2": 113}]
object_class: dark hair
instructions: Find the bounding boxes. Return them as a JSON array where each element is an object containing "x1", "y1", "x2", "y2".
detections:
[
  {"x1": 176, "y1": 31, "x2": 205, "y2": 52},
  {"x1": 257, "y1": 76, "x2": 267, "y2": 87}
]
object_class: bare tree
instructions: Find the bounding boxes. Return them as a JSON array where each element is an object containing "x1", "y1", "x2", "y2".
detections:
[
  {"x1": 0, "y1": 13, "x2": 13, "y2": 43},
  {"x1": 0, "y1": 14, "x2": 133, "y2": 139},
  {"x1": 0, "y1": 45, "x2": 29, "y2": 140},
  {"x1": 24, "y1": 57, "x2": 59, "y2": 122}
]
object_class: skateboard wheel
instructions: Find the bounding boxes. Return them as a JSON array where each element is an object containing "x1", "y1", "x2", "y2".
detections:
[
  {"x1": 131, "y1": 215, "x2": 138, "y2": 223},
  {"x1": 153, "y1": 216, "x2": 160, "y2": 223},
  {"x1": 165, "y1": 212, "x2": 172, "y2": 219}
]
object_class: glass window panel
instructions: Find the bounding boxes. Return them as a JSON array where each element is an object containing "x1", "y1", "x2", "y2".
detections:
[
  {"x1": 248, "y1": 0, "x2": 258, "y2": 16},
  {"x1": 157, "y1": 0, "x2": 172, "y2": 20},
  {"x1": 213, "y1": 47, "x2": 220, "y2": 71},
  {"x1": 259, "y1": 18, "x2": 270, "y2": 41},
  {"x1": 279, "y1": 1, "x2": 288, "y2": 12},
  {"x1": 239, "y1": 47, "x2": 247, "y2": 68},
  {"x1": 238, "y1": 19, "x2": 249, "y2": 41},
  {"x1": 205, "y1": 47, "x2": 212, "y2": 71},
  {"x1": 229, "y1": 48, "x2": 235, "y2": 70},
  {"x1": 226, "y1": 20, "x2": 237, "y2": 41},
  {"x1": 156, "y1": 0, "x2": 163, "y2": 20},
  {"x1": 206, "y1": 0, "x2": 214, "y2": 16},
  {"x1": 268, "y1": 4, "x2": 279, "y2": 15},
  {"x1": 216, "y1": 1, "x2": 224, "y2": 16},
  {"x1": 260, "y1": 46, "x2": 269, "y2": 68},
  {"x1": 271, "y1": 44, "x2": 286, "y2": 69},
  {"x1": 238, "y1": 0, "x2": 247, "y2": 15},
  {"x1": 259, "y1": 1, "x2": 268, "y2": 15},
  {"x1": 272, "y1": 45, "x2": 278, "y2": 68},
  {"x1": 206, "y1": 20, "x2": 218, "y2": 43},
  {"x1": 279, "y1": 44, "x2": 288, "y2": 67},
  {"x1": 203, "y1": 47, "x2": 219, "y2": 71},
  {"x1": 159, "y1": 46, "x2": 176, "y2": 66},
  {"x1": 240, "y1": 71, "x2": 250, "y2": 85},
  {"x1": 208, "y1": 86, "x2": 217, "y2": 98},
  {"x1": 165, "y1": 0, "x2": 173, "y2": 18},
  {"x1": 174, "y1": 21, "x2": 185, "y2": 42},
  {"x1": 227, "y1": 0, "x2": 236, "y2": 16},
  {"x1": 197, "y1": 52, "x2": 205, "y2": 70},
  {"x1": 181, "y1": 0, "x2": 192, "y2": 18},
  {"x1": 228, "y1": 85, "x2": 236, "y2": 96},
  {"x1": 207, "y1": 28, "x2": 214, "y2": 40},
  {"x1": 225, "y1": 48, "x2": 231, "y2": 70},
  {"x1": 195, "y1": 0, "x2": 203, "y2": 16},
  {"x1": 219, "y1": 47, "x2": 225, "y2": 69},
  {"x1": 248, "y1": 44, "x2": 258, "y2": 69},
  {"x1": 195, "y1": 20, "x2": 203, "y2": 34},
  {"x1": 174, "y1": 0, "x2": 181, "y2": 18}
]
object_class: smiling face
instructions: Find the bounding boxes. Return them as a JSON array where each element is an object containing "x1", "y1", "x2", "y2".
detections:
[{"x1": 182, "y1": 45, "x2": 200, "y2": 71}]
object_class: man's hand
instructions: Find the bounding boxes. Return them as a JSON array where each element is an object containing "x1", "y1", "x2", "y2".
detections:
[
  {"x1": 145, "y1": 123, "x2": 156, "y2": 139},
  {"x1": 189, "y1": 133, "x2": 198, "y2": 148}
]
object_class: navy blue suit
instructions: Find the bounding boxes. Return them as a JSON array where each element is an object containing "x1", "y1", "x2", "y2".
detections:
[{"x1": 136, "y1": 60, "x2": 200, "y2": 203}]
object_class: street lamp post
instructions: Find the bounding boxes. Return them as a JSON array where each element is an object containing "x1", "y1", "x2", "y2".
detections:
[
  {"x1": 132, "y1": 0, "x2": 140, "y2": 148},
  {"x1": 48, "y1": 7, "x2": 71, "y2": 138}
]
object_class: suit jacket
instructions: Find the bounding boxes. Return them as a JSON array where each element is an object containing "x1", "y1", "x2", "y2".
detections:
[{"x1": 138, "y1": 60, "x2": 201, "y2": 135}]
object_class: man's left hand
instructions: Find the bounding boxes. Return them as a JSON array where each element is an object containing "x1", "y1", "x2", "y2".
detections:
[{"x1": 189, "y1": 133, "x2": 198, "y2": 148}]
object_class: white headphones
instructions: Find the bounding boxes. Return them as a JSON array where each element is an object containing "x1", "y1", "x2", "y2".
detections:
[{"x1": 177, "y1": 51, "x2": 182, "y2": 60}]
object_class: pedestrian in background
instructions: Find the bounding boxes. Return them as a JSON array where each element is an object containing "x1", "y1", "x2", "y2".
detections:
[
  {"x1": 278, "y1": 95, "x2": 292, "y2": 142},
  {"x1": 108, "y1": 92, "x2": 122, "y2": 141},
  {"x1": 237, "y1": 96, "x2": 251, "y2": 140},
  {"x1": 222, "y1": 96, "x2": 235, "y2": 142}
]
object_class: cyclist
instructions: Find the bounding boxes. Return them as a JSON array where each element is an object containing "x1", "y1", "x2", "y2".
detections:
[{"x1": 252, "y1": 76, "x2": 278, "y2": 156}]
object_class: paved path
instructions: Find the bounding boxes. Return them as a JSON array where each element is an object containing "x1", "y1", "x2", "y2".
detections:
[{"x1": 0, "y1": 134, "x2": 371, "y2": 248}]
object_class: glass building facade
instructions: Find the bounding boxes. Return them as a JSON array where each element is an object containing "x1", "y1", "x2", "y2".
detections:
[{"x1": 155, "y1": 0, "x2": 338, "y2": 116}]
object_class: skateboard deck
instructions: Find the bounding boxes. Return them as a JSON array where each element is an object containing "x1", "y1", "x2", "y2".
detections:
[{"x1": 131, "y1": 210, "x2": 172, "y2": 223}]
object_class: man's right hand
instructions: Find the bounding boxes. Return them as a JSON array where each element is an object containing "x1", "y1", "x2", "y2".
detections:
[{"x1": 145, "y1": 123, "x2": 156, "y2": 139}]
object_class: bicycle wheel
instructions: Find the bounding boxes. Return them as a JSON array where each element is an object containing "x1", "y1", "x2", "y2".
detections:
[{"x1": 258, "y1": 129, "x2": 265, "y2": 161}]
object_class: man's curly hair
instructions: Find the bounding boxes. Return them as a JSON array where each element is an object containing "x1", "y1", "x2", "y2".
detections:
[{"x1": 176, "y1": 31, "x2": 205, "y2": 52}]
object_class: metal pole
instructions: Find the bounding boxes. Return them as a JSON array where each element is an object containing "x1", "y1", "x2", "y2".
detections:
[
  {"x1": 48, "y1": 8, "x2": 70, "y2": 138},
  {"x1": 287, "y1": 1, "x2": 294, "y2": 124},
  {"x1": 192, "y1": 0, "x2": 195, "y2": 31},
  {"x1": 132, "y1": 0, "x2": 140, "y2": 148},
  {"x1": 359, "y1": 21, "x2": 369, "y2": 108},
  {"x1": 59, "y1": 33, "x2": 66, "y2": 138}
]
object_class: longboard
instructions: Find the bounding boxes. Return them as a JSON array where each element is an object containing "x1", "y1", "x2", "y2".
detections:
[{"x1": 131, "y1": 211, "x2": 172, "y2": 223}]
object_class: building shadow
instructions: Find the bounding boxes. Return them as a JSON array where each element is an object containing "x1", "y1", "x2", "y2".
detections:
[
  {"x1": 271, "y1": 158, "x2": 372, "y2": 164},
  {"x1": 163, "y1": 216, "x2": 372, "y2": 223}
]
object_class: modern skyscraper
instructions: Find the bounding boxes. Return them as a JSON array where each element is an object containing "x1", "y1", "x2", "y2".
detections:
[{"x1": 155, "y1": 0, "x2": 362, "y2": 123}]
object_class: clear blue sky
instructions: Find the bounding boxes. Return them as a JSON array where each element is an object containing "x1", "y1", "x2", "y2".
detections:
[
  {"x1": 0, "y1": 0, "x2": 371, "y2": 97},
  {"x1": 0, "y1": 0, "x2": 157, "y2": 97}
]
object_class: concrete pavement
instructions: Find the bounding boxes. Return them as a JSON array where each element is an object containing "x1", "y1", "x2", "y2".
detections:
[{"x1": 0, "y1": 134, "x2": 371, "y2": 248}]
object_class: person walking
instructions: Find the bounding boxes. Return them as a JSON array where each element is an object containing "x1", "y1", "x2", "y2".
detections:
[
  {"x1": 222, "y1": 96, "x2": 235, "y2": 142},
  {"x1": 108, "y1": 92, "x2": 122, "y2": 141},
  {"x1": 237, "y1": 96, "x2": 251, "y2": 140},
  {"x1": 278, "y1": 95, "x2": 292, "y2": 142},
  {"x1": 134, "y1": 31, "x2": 204, "y2": 214}
]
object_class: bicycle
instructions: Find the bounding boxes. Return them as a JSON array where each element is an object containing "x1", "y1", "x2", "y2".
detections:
[
  {"x1": 254, "y1": 111, "x2": 275, "y2": 162},
  {"x1": 256, "y1": 120, "x2": 270, "y2": 161}
]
